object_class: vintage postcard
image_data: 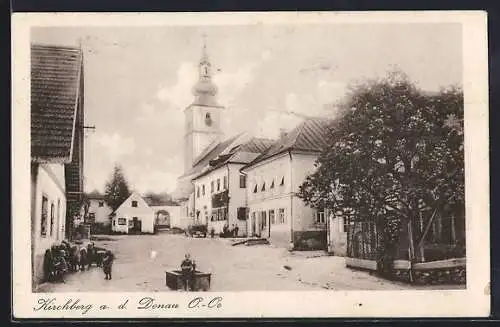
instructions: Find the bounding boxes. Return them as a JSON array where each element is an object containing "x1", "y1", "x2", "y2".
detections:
[{"x1": 12, "y1": 11, "x2": 490, "y2": 318}]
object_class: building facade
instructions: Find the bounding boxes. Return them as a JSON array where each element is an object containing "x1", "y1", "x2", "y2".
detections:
[
  {"x1": 86, "y1": 194, "x2": 113, "y2": 226},
  {"x1": 241, "y1": 117, "x2": 334, "y2": 250},
  {"x1": 192, "y1": 136, "x2": 273, "y2": 236},
  {"x1": 111, "y1": 192, "x2": 155, "y2": 234},
  {"x1": 31, "y1": 44, "x2": 85, "y2": 287}
]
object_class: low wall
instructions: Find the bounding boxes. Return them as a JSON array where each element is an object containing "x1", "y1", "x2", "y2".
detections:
[
  {"x1": 293, "y1": 230, "x2": 327, "y2": 251},
  {"x1": 346, "y1": 257, "x2": 466, "y2": 285}
]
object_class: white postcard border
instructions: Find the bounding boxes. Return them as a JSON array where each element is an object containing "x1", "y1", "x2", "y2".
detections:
[{"x1": 12, "y1": 11, "x2": 490, "y2": 318}]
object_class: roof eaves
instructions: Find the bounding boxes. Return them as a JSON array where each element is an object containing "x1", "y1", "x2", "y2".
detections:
[{"x1": 240, "y1": 147, "x2": 291, "y2": 172}]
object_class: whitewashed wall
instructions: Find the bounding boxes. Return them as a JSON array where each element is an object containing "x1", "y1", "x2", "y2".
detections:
[
  {"x1": 88, "y1": 198, "x2": 112, "y2": 225},
  {"x1": 31, "y1": 163, "x2": 67, "y2": 285}
]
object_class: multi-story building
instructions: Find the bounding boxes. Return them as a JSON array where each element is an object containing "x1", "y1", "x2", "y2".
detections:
[
  {"x1": 192, "y1": 136, "x2": 274, "y2": 236},
  {"x1": 241, "y1": 117, "x2": 334, "y2": 250}
]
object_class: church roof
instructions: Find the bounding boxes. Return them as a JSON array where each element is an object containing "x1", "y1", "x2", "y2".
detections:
[
  {"x1": 242, "y1": 117, "x2": 334, "y2": 170},
  {"x1": 192, "y1": 137, "x2": 274, "y2": 181},
  {"x1": 179, "y1": 133, "x2": 243, "y2": 179}
]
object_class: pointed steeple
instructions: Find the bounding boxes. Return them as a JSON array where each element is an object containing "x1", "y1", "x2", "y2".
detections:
[{"x1": 192, "y1": 35, "x2": 219, "y2": 105}]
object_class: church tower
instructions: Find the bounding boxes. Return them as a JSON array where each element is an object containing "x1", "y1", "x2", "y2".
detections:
[{"x1": 184, "y1": 39, "x2": 224, "y2": 171}]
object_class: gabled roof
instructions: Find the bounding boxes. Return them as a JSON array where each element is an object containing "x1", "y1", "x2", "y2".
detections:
[
  {"x1": 192, "y1": 137, "x2": 274, "y2": 181},
  {"x1": 114, "y1": 192, "x2": 154, "y2": 214},
  {"x1": 31, "y1": 44, "x2": 83, "y2": 162},
  {"x1": 242, "y1": 117, "x2": 333, "y2": 170},
  {"x1": 179, "y1": 133, "x2": 244, "y2": 179}
]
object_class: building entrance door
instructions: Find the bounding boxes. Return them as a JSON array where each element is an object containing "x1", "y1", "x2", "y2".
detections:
[
  {"x1": 131, "y1": 217, "x2": 142, "y2": 233},
  {"x1": 251, "y1": 212, "x2": 256, "y2": 237},
  {"x1": 260, "y1": 211, "x2": 267, "y2": 238}
]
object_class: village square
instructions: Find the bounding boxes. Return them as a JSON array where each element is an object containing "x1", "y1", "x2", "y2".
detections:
[{"x1": 30, "y1": 25, "x2": 466, "y2": 292}]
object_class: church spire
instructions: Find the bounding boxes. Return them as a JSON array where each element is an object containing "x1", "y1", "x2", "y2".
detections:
[{"x1": 192, "y1": 34, "x2": 218, "y2": 102}]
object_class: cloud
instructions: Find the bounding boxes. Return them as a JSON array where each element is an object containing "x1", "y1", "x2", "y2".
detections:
[
  {"x1": 214, "y1": 62, "x2": 257, "y2": 106},
  {"x1": 253, "y1": 109, "x2": 302, "y2": 139},
  {"x1": 94, "y1": 132, "x2": 136, "y2": 158},
  {"x1": 156, "y1": 62, "x2": 197, "y2": 109},
  {"x1": 261, "y1": 49, "x2": 272, "y2": 61},
  {"x1": 127, "y1": 166, "x2": 181, "y2": 194},
  {"x1": 317, "y1": 80, "x2": 347, "y2": 104},
  {"x1": 135, "y1": 100, "x2": 184, "y2": 126}
]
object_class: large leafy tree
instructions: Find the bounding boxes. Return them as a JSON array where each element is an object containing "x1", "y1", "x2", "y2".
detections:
[
  {"x1": 104, "y1": 164, "x2": 132, "y2": 211},
  {"x1": 298, "y1": 70, "x2": 464, "y2": 272}
]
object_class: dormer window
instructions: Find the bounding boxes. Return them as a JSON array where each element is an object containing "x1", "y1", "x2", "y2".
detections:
[
  {"x1": 270, "y1": 180, "x2": 275, "y2": 189},
  {"x1": 261, "y1": 182, "x2": 266, "y2": 191},
  {"x1": 280, "y1": 176, "x2": 285, "y2": 186},
  {"x1": 253, "y1": 184, "x2": 258, "y2": 193}
]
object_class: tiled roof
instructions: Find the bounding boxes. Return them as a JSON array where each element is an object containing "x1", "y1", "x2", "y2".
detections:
[
  {"x1": 31, "y1": 44, "x2": 83, "y2": 162},
  {"x1": 180, "y1": 133, "x2": 243, "y2": 178},
  {"x1": 192, "y1": 137, "x2": 274, "y2": 180},
  {"x1": 239, "y1": 137, "x2": 274, "y2": 153},
  {"x1": 244, "y1": 117, "x2": 333, "y2": 168}
]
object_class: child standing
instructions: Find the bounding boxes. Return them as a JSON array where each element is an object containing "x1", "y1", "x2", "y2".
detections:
[{"x1": 102, "y1": 250, "x2": 115, "y2": 280}]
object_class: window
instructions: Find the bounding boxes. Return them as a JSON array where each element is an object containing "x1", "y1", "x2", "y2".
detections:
[
  {"x1": 270, "y1": 179, "x2": 275, "y2": 189},
  {"x1": 40, "y1": 196, "x2": 48, "y2": 237},
  {"x1": 343, "y1": 215, "x2": 350, "y2": 233},
  {"x1": 261, "y1": 182, "x2": 266, "y2": 191},
  {"x1": 98, "y1": 201, "x2": 104, "y2": 207},
  {"x1": 50, "y1": 202, "x2": 55, "y2": 236},
  {"x1": 269, "y1": 210, "x2": 276, "y2": 224},
  {"x1": 278, "y1": 208, "x2": 285, "y2": 224},
  {"x1": 239, "y1": 175, "x2": 246, "y2": 188},
  {"x1": 253, "y1": 184, "x2": 258, "y2": 193},
  {"x1": 131, "y1": 200, "x2": 138, "y2": 207},
  {"x1": 202, "y1": 184, "x2": 205, "y2": 196},
  {"x1": 89, "y1": 212, "x2": 96, "y2": 223},
  {"x1": 223, "y1": 176, "x2": 227, "y2": 190},
  {"x1": 261, "y1": 211, "x2": 267, "y2": 229},
  {"x1": 237, "y1": 207, "x2": 247, "y2": 220},
  {"x1": 113, "y1": 220, "x2": 116, "y2": 226},
  {"x1": 211, "y1": 181, "x2": 214, "y2": 193},
  {"x1": 118, "y1": 218, "x2": 126, "y2": 225},
  {"x1": 197, "y1": 186, "x2": 200, "y2": 198},
  {"x1": 316, "y1": 210, "x2": 326, "y2": 224},
  {"x1": 217, "y1": 179, "x2": 221, "y2": 191},
  {"x1": 280, "y1": 176, "x2": 285, "y2": 186}
]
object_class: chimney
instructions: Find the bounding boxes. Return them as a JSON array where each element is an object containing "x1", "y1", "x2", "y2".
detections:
[{"x1": 279, "y1": 128, "x2": 288, "y2": 139}]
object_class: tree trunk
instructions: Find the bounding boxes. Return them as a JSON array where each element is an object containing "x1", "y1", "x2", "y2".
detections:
[{"x1": 407, "y1": 219, "x2": 415, "y2": 283}]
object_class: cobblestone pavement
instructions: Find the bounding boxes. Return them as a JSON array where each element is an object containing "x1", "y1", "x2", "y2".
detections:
[{"x1": 36, "y1": 234, "x2": 465, "y2": 292}]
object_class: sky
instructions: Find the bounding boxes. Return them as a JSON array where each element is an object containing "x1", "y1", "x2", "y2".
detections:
[{"x1": 31, "y1": 23, "x2": 462, "y2": 195}]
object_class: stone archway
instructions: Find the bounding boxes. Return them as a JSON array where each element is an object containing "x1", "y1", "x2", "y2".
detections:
[{"x1": 155, "y1": 210, "x2": 171, "y2": 228}]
